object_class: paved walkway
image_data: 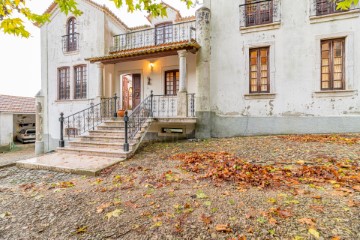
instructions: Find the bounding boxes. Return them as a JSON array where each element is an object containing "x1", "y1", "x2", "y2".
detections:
[{"x1": 0, "y1": 143, "x2": 36, "y2": 168}]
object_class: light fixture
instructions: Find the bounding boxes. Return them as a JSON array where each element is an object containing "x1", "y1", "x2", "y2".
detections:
[
  {"x1": 147, "y1": 77, "x2": 151, "y2": 85},
  {"x1": 149, "y1": 62, "x2": 154, "y2": 72}
]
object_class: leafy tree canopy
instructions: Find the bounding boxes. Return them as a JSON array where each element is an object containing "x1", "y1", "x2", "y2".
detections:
[
  {"x1": 0, "y1": 0, "x2": 193, "y2": 37},
  {"x1": 0, "y1": 0, "x2": 357, "y2": 38}
]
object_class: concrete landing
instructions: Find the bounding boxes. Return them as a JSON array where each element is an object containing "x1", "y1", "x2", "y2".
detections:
[{"x1": 16, "y1": 153, "x2": 126, "y2": 176}]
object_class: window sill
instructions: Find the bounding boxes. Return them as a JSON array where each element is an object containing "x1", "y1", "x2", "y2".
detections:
[
  {"x1": 63, "y1": 50, "x2": 79, "y2": 56},
  {"x1": 55, "y1": 99, "x2": 89, "y2": 103},
  {"x1": 313, "y1": 90, "x2": 358, "y2": 98},
  {"x1": 310, "y1": 10, "x2": 360, "y2": 24},
  {"x1": 240, "y1": 22, "x2": 281, "y2": 34},
  {"x1": 244, "y1": 93, "x2": 276, "y2": 100}
]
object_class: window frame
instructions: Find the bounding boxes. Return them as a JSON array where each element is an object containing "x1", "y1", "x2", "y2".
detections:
[
  {"x1": 315, "y1": 0, "x2": 346, "y2": 16},
  {"x1": 245, "y1": 0, "x2": 274, "y2": 27},
  {"x1": 66, "y1": 17, "x2": 78, "y2": 52},
  {"x1": 249, "y1": 47, "x2": 270, "y2": 94},
  {"x1": 58, "y1": 67, "x2": 70, "y2": 100},
  {"x1": 155, "y1": 22, "x2": 173, "y2": 45},
  {"x1": 164, "y1": 69, "x2": 180, "y2": 96},
  {"x1": 74, "y1": 65, "x2": 87, "y2": 99},
  {"x1": 320, "y1": 38, "x2": 346, "y2": 91}
]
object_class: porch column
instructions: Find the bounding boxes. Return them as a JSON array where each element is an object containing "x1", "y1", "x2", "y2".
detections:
[
  {"x1": 35, "y1": 92, "x2": 44, "y2": 155},
  {"x1": 97, "y1": 63, "x2": 104, "y2": 99},
  {"x1": 177, "y1": 50, "x2": 188, "y2": 117}
]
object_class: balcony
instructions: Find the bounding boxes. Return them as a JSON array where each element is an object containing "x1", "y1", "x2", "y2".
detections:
[
  {"x1": 62, "y1": 33, "x2": 79, "y2": 53},
  {"x1": 239, "y1": 0, "x2": 281, "y2": 28},
  {"x1": 110, "y1": 21, "x2": 196, "y2": 53}
]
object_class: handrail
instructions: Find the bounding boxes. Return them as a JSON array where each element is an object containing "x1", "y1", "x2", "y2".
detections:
[{"x1": 59, "y1": 94, "x2": 119, "y2": 146}]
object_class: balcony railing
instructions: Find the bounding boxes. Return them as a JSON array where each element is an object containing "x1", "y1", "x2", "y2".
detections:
[
  {"x1": 310, "y1": 0, "x2": 359, "y2": 17},
  {"x1": 239, "y1": 0, "x2": 281, "y2": 27},
  {"x1": 62, "y1": 33, "x2": 79, "y2": 53},
  {"x1": 111, "y1": 21, "x2": 196, "y2": 52}
]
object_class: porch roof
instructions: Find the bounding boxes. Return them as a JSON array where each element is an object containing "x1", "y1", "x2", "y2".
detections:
[{"x1": 86, "y1": 40, "x2": 200, "y2": 64}]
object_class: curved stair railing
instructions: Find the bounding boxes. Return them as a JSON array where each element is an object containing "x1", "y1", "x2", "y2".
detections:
[
  {"x1": 123, "y1": 91, "x2": 154, "y2": 151},
  {"x1": 58, "y1": 94, "x2": 119, "y2": 147}
]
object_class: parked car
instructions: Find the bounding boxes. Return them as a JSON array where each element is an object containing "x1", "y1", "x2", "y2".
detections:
[{"x1": 16, "y1": 129, "x2": 36, "y2": 143}]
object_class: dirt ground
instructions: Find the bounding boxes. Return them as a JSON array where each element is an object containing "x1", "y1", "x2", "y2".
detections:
[
  {"x1": 0, "y1": 143, "x2": 36, "y2": 167},
  {"x1": 0, "y1": 135, "x2": 359, "y2": 240}
]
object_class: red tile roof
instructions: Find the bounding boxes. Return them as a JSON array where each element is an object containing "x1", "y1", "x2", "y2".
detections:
[
  {"x1": 87, "y1": 40, "x2": 200, "y2": 63},
  {"x1": 0, "y1": 95, "x2": 36, "y2": 114}
]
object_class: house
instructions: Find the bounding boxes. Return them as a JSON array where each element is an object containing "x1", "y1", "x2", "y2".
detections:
[
  {"x1": 36, "y1": 0, "x2": 360, "y2": 156},
  {"x1": 0, "y1": 95, "x2": 36, "y2": 146}
]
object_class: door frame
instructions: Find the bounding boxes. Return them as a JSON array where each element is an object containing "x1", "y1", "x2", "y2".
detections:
[{"x1": 118, "y1": 70, "x2": 143, "y2": 110}]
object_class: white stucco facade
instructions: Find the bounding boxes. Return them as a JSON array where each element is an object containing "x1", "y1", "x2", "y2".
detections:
[
  {"x1": 206, "y1": 0, "x2": 360, "y2": 136},
  {"x1": 39, "y1": 0, "x2": 360, "y2": 153}
]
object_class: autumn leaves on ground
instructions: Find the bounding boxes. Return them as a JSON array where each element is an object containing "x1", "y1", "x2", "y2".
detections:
[{"x1": 0, "y1": 135, "x2": 359, "y2": 239}]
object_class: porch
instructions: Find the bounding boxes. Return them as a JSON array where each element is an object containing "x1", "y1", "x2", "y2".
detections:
[{"x1": 87, "y1": 20, "x2": 199, "y2": 121}]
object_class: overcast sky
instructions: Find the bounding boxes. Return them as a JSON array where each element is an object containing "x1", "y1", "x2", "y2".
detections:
[{"x1": 0, "y1": 0, "x2": 199, "y2": 97}]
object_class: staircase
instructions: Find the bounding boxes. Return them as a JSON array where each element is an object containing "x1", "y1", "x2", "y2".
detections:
[{"x1": 57, "y1": 118, "x2": 152, "y2": 159}]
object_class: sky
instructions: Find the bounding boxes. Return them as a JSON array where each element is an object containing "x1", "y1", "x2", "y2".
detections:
[{"x1": 0, "y1": 0, "x2": 200, "y2": 98}]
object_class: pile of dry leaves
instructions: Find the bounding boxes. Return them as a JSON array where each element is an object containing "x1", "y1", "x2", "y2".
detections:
[
  {"x1": 171, "y1": 152, "x2": 360, "y2": 189},
  {"x1": 278, "y1": 134, "x2": 360, "y2": 145}
]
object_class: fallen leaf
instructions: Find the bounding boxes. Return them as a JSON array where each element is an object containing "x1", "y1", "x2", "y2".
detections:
[
  {"x1": 310, "y1": 205, "x2": 324, "y2": 213},
  {"x1": 331, "y1": 236, "x2": 341, "y2": 240},
  {"x1": 308, "y1": 228, "x2": 320, "y2": 239},
  {"x1": 105, "y1": 209, "x2": 124, "y2": 220},
  {"x1": 196, "y1": 191, "x2": 208, "y2": 199},
  {"x1": 269, "y1": 217, "x2": 277, "y2": 225},
  {"x1": 298, "y1": 218, "x2": 316, "y2": 226},
  {"x1": 352, "y1": 185, "x2": 360, "y2": 192},
  {"x1": 215, "y1": 224, "x2": 232, "y2": 233},
  {"x1": 76, "y1": 226, "x2": 88, "y2": 234},
  {"x1": 151, "y1": 221, "x2": 162, "y2": 228},
  {"x1": 0, "y1": 212, "x2": 11, "y2": 218},
  {"x1": 97, "y1": 202, "x2": 112, "y2": 213},
  {"x1": 200, "y1": 214, "x2": 212, "y2": 225}
]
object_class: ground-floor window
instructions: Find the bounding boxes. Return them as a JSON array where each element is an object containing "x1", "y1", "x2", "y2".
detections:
[
  {"x1": 321, "y1": 38, "x2": 345, "y2": 90},
  {"x1": 165, "y1": 70, "x2": 179, "y2": 96},
  {"x1": 58, "y1": 67, "x2": 70, "y2": 100},
  {"x1": 249, "y1": 47, "x2": 270, "y2": 93},
  {"x1": 74, "y1": 65, "x2": 87, "y2": 99}
]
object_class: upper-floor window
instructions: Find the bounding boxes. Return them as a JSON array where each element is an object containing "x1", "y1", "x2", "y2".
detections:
[
  {"x1": 249, "y1": 47, "x2": 270, "y2": 93},
  {"x1": 245, "y1": 0, "x2": 273, "y2": 27},
  {"x1": 62, "y1": 17, "x2": 79, "y2": 52},
  {"x1": 155, "y1": 22, "x2": 173, "y2": 45},
  {"x1": 316, "y1": 0, "x2": 346, "y2": 16},
  {"x1": 58, "y1": 67, "x2": 70, "y2": 100},
  {"x1": 321, "y1": 38, "x2": 345, "y2": 90},
  {"x1": 74, "y1": 65, "x2": 87, "y2": 99}
]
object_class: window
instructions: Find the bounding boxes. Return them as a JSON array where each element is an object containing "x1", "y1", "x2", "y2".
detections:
[
  {"x1": 165, "y1": 70, "x2": 179, "y2": 96},
  {"x1": 64, "y1": 17, "x2": 78, "y2": 52},
  {"x1": 155, "y1": 22, "x2": 173, "y2": 45},
  {"x1": 58, "y1": 67, "x2": 70, "y2": 100},
  {"x1": 74, "y1": 65, "x2": 87, "y2": 99},
  {"x1": 321, "y1": 38, "x2": 345, "y2": 90},
  {"x1": 245, "y1": 0, "x2": 273, "y2": 26},
  {"x1": 249, "y1": 47, "x2": 270, "y2": 93},
  {"x1": 316, "y1": 0, "x2": 345, "y2": 16}
]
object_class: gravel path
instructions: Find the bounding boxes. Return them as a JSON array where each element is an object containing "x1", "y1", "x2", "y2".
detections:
[
  {"x1": 0, "y1": 143, "x2": 36, "y2": 167},
  {"x1": 0, "y1": 135, "x2": 359, "y2": 239}
]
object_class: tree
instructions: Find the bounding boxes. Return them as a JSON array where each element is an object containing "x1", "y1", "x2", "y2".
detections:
[{"x1": 0, "y1": 0, "x2": 194, "y2": 37}]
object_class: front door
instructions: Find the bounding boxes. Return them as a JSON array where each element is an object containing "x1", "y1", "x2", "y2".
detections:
[{"x1": 132, "y1": 74, "x2": 141, "y2": 109}]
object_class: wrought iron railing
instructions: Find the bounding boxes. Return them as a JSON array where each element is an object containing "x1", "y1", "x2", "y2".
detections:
[
  {"x1": 310, "y1": 0, "x2": 358, "y2": 16},
  {"x1": 239, "y1": 0, "x2": 281, "y2": 27},
  {"x1": 59, "y1": 94, "x2": 119, "y2": 146},
  {"x1": 62, "y1": 33, "x2": 79, "y2": 53},
  {"x1": 111, "y1": 21, "x2": 196, "y2": 52},
  {"x1": 187, "y1": 93, "x2": 195, "y2": 117}
]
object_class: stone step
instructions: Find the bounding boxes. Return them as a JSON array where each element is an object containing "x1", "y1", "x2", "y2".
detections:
[
  {"x1": 102, "y1": 121, "x2": 125, "y2": 127},
  {"x1": 57, "y1": 146, "x2": 130, "y2": 158},
  {"x1": 68, "y1": 140, "x2": 137, "y2": 150},
  {"x1": 80, "y1": 135, "x2": 126, "y2": 142},
  {"x1": 88, "y1": 130, "x2": 125, "y2": 137},
  {"x1": 97, "y1": 125, "x2": 124, "y2": 131}
]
